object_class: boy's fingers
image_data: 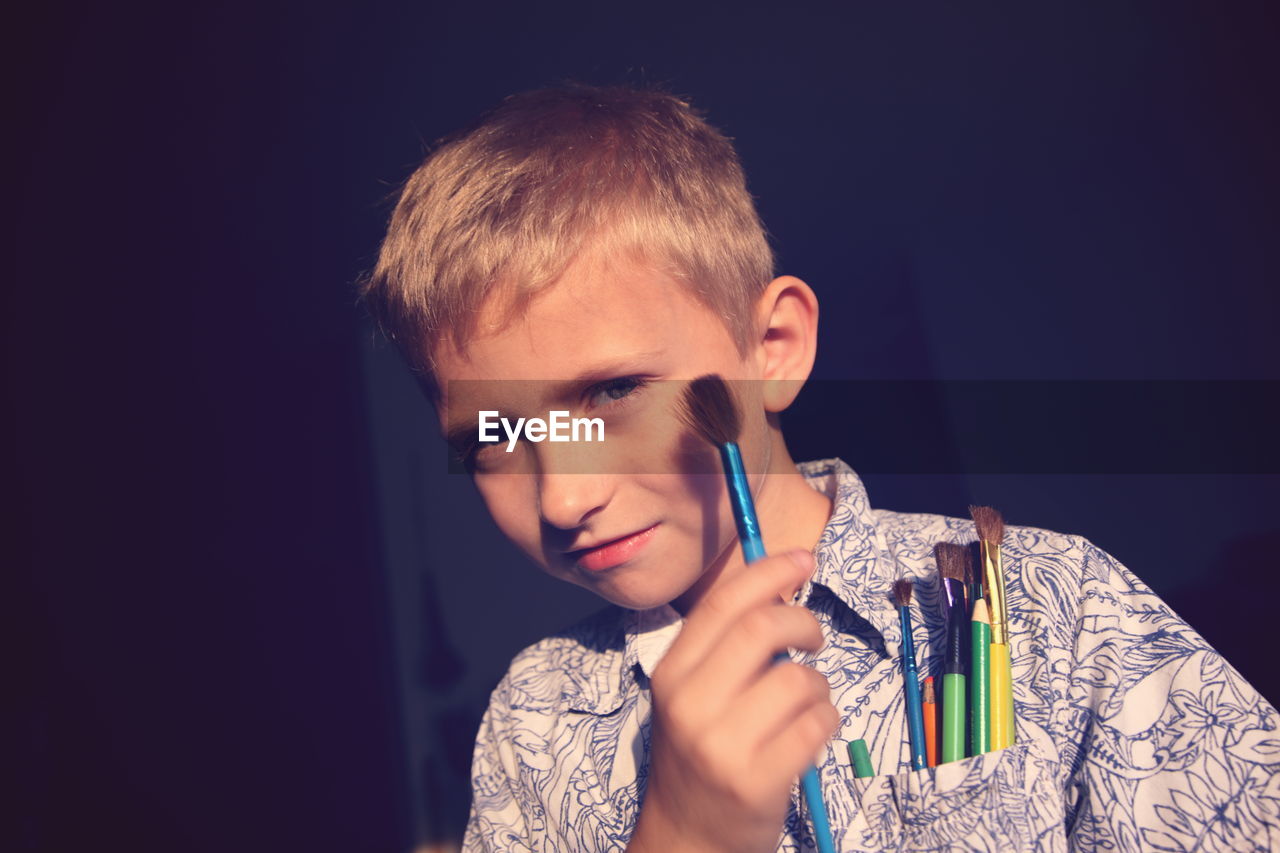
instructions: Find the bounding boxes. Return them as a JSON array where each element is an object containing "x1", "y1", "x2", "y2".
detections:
[
  {"x1": 686, "y1": 605, "x2": 824, "y2": 708},
  {"x1": 728, "y1": 678, "x2": 840, "y2": 786},
  {"x1": 662, "y1": 606, "x2": 824, "y2": 725},
  {"x1": 661, "y1": 550, "x2": 814, "y2": 679},
  {"x1": 676, "y1": 666, "x2": 833, "y2": 811},
  {"x1": 726, "y1": 662, "x2": 833, "y2": 750}
]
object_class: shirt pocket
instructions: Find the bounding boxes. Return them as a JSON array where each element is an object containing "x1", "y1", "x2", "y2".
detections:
[{"x1": 837, "y1": 740, "x2": 1066, "y2": 852}]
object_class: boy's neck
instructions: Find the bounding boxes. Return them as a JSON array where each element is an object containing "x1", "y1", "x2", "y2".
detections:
[{"x1": 671, "y1": 435, "x2": 833, "y2": 615}]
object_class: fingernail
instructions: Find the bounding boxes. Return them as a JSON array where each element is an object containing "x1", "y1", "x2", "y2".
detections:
[{"x1": 788, "y1": 549, "x2": 814, "y2": 571}]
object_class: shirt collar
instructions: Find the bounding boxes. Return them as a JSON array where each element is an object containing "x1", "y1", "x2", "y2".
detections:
[
  {"x1": 623, "y1": 604, "x2": 683, "y2": 682},
  {"x1": 621, "y1": 458, "x2": 903, "y2": 685},
  {"x1": 793, "y1": 458, "x2": 904, "y2": 649}
]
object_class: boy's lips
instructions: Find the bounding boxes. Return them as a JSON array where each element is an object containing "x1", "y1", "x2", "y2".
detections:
[{"x1": 569, "y1": 524, "x2": 659, "y2": 572}]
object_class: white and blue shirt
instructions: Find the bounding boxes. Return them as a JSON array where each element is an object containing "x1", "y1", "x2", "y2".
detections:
[{"x1": 464, "y1": 459, "x2": 1280, "y2": 851}]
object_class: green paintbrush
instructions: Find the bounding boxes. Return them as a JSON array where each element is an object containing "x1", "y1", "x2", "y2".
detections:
[
  {"x1": 934, "y1": 542, "x2": 969, "y2": 763},
  {"x1": 970, "y1": 598, "x2": 991, "y2": 755}
]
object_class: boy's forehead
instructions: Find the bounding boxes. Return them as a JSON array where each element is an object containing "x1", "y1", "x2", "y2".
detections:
[
  {"x1": 432, "y1": 254, "x2": 737, "y2": 387},
  {"x1": 432, "y1": 257, "x2": 750, "y2": 433},
  {"x1": 438, "y1": 352, "x2": 666, "y2": 435}
]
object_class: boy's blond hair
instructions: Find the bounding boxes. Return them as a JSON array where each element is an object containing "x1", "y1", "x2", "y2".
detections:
[{"x1": 361, "y1": 84, "x2": 775, "y2": 389}]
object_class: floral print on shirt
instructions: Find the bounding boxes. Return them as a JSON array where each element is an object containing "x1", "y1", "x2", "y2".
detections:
[{"x1": 463, "y1": 460, "x2": 1280, "y2": 851}]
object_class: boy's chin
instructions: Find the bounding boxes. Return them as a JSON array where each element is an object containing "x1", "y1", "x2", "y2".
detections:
[
  {"x1": 572, "y1": 572, "x2": 694, "y2": 613},
  {"x1": 604, "y1": 593, "x2": 680, "y2": 612}
]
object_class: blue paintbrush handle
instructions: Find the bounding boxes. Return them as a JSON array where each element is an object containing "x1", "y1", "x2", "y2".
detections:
[
  {"x1": 720, "y1": 443, "x2": 766, "y2": 562},
  {"x1": 721, "y1": 441, "x2": 834, "y2": 853},
  {"x1": 800, "y1": 767, "x2": 834, "y2": 853},
  {"x1": 899, "y1": 607, "x2": 928, "y2": 771}
]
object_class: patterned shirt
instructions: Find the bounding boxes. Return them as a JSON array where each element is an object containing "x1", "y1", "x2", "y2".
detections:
[{"x1": 463, "y1": 459, "x2": 1280, "y2": 851}]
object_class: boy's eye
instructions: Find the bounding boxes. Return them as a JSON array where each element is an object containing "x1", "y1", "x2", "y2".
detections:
[
  {"x1": 449, "y1": 439, "x2": 479, "y2": 469},
  {"x1": 585, "y1": 376, "x2": 647, "y2": 409},
  {"x1": 449, "y1": 431, "x2": 501, "y2": 471},
  {"x1": 454, "y1": 438, "x2": 505, "y2": 473}
]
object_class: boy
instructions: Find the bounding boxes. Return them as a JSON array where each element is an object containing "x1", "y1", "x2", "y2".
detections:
[{"x1": 362, "y1": 86, "x2": 1279, "y2": 851}]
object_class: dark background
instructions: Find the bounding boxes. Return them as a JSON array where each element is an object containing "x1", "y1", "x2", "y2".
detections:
[{"x1": 10, "y1": 2, "x2": 1278, "y2": 851}]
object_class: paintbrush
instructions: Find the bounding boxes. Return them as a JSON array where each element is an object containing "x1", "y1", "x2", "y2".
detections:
[
  {"x1": 960, "y1": 545, "x2": 976, "y2": 685},
  {"x1": 678, "y1": 375, "x2": 765, "y2": 562},
  {"x1": 934, "y1": 542, "x2": 969, "y2": 763},
  {"x1": 678, "y1": 374, "x2": 835, "y2": 853},
  {"x1": 966, "y1": 543, "x2": 984, "y2": 609},
  {"x1": 970, "y1": 598, "x2": 991, "y2": 755},
  {"x1": 922, "y1": 676, "x2": 939, "y2": 767},
  {"x1": 894, "y1": 579, "x2": 928, "y2": 771},
  {"x1": 971, "y1": 505, "x2": 1014, "y2": 749}
]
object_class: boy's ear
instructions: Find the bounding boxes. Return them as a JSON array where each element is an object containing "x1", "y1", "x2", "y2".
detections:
[{"x1": 754, "y1": 275, "x2": 819, "y2": 413}]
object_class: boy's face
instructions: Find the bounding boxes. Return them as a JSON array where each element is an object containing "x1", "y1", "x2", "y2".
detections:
[{"x1": 433, "y1": 253, "x2": 773, "y2": 612}]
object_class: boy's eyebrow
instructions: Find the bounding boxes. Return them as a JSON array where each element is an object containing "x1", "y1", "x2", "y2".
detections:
[
  {"x1": 546, "y1": 352, "x2": 665, "y2": 400},
  {"x1": 441, "y1": 352, "x2": 665, "y2": 445}
]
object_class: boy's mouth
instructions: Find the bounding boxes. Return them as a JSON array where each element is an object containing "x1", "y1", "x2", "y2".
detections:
[{"x1": 568, "y1": 524, "x2": 659, "y2": 572}]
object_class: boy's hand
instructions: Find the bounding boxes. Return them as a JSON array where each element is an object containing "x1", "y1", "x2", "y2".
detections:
[{"x1": 627, "y1": 550, "x2": 837, "y2": 853}]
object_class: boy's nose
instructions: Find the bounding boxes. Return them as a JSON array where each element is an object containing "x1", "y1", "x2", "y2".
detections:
[{"x1": 537, "y1": 471, "x2": 612, "y2": 530}]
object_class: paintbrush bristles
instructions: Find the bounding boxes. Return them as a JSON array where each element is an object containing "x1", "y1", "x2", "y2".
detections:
[
  {"x1": 933, "y1": 542, "x2": 969, "y2": 582},
  {"x1": 970, "y1": 505, "x2": 1005, "y2": 544},
  {"x1": 678, "y1": 374, "x2": 742, "y2": 446},
  {"x1": 894, "y1": 578, "x2": 914, "y2": 607},
  {"x1": 971, "y1": 504, "x2": 1009, "y2": 644}
]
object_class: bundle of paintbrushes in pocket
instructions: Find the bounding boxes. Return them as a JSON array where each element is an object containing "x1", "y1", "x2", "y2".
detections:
[{"x1": 895, "y1": 506, "x2": 1015, "y2": 771}]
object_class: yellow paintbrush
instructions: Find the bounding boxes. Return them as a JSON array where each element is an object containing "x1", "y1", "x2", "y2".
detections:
[{"x1": 971, "y1": 506, "x2": 1014, "y2": 750}]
